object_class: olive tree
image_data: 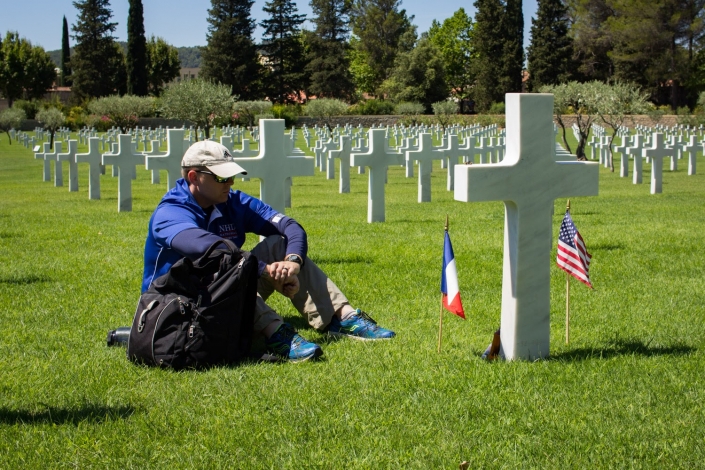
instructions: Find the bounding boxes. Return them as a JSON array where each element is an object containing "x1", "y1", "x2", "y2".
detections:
[
  {"x1": 159, "y1": 78, "x2": 236, "y2": 140},
  {"x1": 36, "y1": 107, "x2": 65, "y2": 149},
  {"x1": 0, "y1": 107, "x2": 26, "y2": 144},
  {"x1": 594, "y1": 81, "x2": 650, "y2": 172},
  {"x1": 540, "y1": 81, "x2": 602, "y2": 160},
  {"x1": 395, "y1": 101, "x2": 424, "y2": 125},
  {"x1": 304, "y1": 98, "x2": 349, "y2": 129},
  {"x1": 432, "y1": 99, "x2": 459, "y2": 132},
  {"x1": 233, "y1": 100, "x2": 273, "y2": 127},
  {"x1": 87, "y1": 94, "x2": 155, "y2": 130}
]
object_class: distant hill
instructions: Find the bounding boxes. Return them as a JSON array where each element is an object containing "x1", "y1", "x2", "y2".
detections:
[{"x1": 46, "y1": 43, "x2": 202, "y2": 68}]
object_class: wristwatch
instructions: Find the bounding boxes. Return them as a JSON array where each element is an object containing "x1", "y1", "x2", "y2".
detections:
[{"x1": 285, "y1": 254, "x2": 303, "y2": 266}]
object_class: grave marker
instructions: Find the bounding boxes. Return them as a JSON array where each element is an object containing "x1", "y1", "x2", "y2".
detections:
[
  {"x1": 75, "y1": 137, "x2": 104, "y2": 199},
  {"x1": 145, "y1": 129, "x2": 185, "y2": 190},
  {"x1": 454, "y1": 94, "x2": 599, "y2": 360},
  {"x1": 102, "y1": 134, "x2": 146, "y2": 212},
  {"x1": 230, "y1": 119, "x2": 313, "y2": 213},
  {"x1": 57, "y1": 140, "x2": 79, "y2": 192},
  {"x1": 643, "y1": 133, "x2": 671, "y2": 194},
  {"x1": 351, "y1": 129, "x2": 404, "y2": 223}
]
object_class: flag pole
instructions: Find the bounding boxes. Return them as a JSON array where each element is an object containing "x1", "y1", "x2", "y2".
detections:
[
  {"x1": 438, "y1": 214, "x2": 449, "y2": 353},
  {"x1": 565, "y1": 200, "x2": 571, "y2": 344}
]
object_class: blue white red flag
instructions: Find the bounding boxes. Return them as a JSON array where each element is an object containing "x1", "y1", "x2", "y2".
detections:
[
  {"x1": 441, "y1": 231, "x2": 465, "y2": 319},
  {"x1": 557, "y1": 211, "x2": 593, "y2": 288}
]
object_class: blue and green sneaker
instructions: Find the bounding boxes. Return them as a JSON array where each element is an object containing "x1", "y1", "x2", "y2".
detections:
[
  {"x1": 266, "y1": 323, "x2": 323, "y2": 362},
  {"x1": 328, "y1": 309, "x2": 396, "y2": 341}
]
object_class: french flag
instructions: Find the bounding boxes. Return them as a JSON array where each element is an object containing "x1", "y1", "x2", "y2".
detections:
[{"x1": 441, "y1": 231, "x2": 465, "y2": 319}]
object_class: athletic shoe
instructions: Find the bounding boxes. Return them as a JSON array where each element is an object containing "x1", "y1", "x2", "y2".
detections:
[
  {"x1": 328, "y1": 309, "x2": 396, "y2": 341},
  {"x1": 266, "y1": 323, "x2": 323, "y2": 362}
]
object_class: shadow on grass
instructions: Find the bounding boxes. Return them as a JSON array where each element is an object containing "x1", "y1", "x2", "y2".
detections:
[
  {"x1": 550, "y1": 338, "x2": 696, "y2": 361},
  {"x1": 310, "y1": 254, "x2": 371, "y2": 264},
  {"x1": 591, "y1": 242, "x2": 624, "y2": 251},
  {"x1": 0, "y1": 404, "x2": 137, "y2": 426},
  {"x1": 0, "y1": 275, "x2": 51, "y2": 285}
]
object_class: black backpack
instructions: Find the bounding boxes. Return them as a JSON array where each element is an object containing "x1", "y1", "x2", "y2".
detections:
[{"x1": 127, "y1": 240, "x2": 258, "y2": 370}]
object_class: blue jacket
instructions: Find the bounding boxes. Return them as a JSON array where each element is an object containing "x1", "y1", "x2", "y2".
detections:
[{"x1": 142, "y1": 178, "x2": 306, "y2": 292}]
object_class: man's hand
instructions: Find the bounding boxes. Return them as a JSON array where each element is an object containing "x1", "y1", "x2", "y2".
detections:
[{"x1": 263, "y1": 261, "x2": 300, "y2": 298}]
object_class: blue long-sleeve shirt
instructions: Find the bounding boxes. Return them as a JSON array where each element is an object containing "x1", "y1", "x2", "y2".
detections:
[{"x1": 142, "y1": 178, "x2": 307, "y2": 292}]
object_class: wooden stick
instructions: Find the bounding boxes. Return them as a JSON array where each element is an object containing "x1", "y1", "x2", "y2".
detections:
[
  {"x1": 565, "y1": 199, "x2": 571, "y2": 344},
  {"x1": 438, "y1": 214, "x2": 449, "y2": 353},
  {"x1": 565, "y1": 272, "x2": 570, "y2": 344},
  {"x1": 438, "y1": 293, "x2": 444, "y2": 354}
]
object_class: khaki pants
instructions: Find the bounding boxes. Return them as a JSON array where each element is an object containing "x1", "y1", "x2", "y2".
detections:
[{"x1": 250, "y1": 235, "x2": 349, "y2": 332}]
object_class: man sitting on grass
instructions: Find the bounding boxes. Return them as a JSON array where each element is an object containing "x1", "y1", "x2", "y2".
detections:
[{"x1": 142, "y1": 141, "x2": 395, "y2": 362}]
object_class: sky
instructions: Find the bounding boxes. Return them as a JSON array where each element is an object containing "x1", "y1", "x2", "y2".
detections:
[{"x1": 2, "y1": 0, "x2": 539, "y2": 53}]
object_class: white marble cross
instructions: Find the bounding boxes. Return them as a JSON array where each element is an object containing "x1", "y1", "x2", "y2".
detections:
[
  {"x1": 48, "y1": 142, "x2": 64, "y2": 187},
  {"x1": 643, "y1": 133, "x2": 671, "y2": 194},
  {"x1": 146, "y1": 129, "x2": 185, "y2": 190},
  {"x1": 327, "y1": 135, "x2": 352, "y2": 193},
  {"x1": 438, "y1": 133, "x2": 463, "y2": 190},
  {"x1": 102, "y1": 134, "x2": 146, "y2": 212},
  {"x1": 351, "y1": 129, "x2": 403, "y2": 223},
  {"x1": 405, "y1": 133, "x2": 443, "y2": 203},
  {"x1": 454, "y1": 94, "x2": 599, "y2": 360},
  {"x1": 34, "y1": 142, "x2": 52, "y2": 182},
  {"x1": 627, "y1": 134, "x2": 646, "y2": 184},
  {"x1": 57, "y1": 140, "x2": 79, "y2": 192},
  {"x1": 75, "y1": 137, "x2": 104, "y2": 200},
  {"x1": 683, "y1": 135, "x2": 698, "y2": 175},
  {"x1": 229, "y1": 119, "x2": 313, "y2": 214},
  {"x1": 614, "y1": 136, "x2": 630, "y2": 178}
]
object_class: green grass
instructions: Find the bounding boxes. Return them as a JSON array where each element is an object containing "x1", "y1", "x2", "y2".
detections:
[{"x1": 1, "y1": 129, "x2": 704, "y2": 468}]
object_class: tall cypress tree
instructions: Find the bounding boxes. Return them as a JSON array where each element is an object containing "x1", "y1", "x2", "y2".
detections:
[
  {"x1": 127, "y1": 0, "x2": 148, "y2": 96},
  {"x1": 60, "y1": 16, "x2": 72, "y2": 87},
  {"x1": 200, "y1": 0, "x2": 262, "y2": 100},
  {"x1": 305, "y1": 0, "x2": 355, "y2": 99},
  {"x1": 260, "y1": 0, "x2": 307, "y2": 103},
  {"x1": 501, "y1": 0, "x2": 524, "y2": 94},
  {"x1": 71, "y1": 0, "x2": 124, "y2": 99},
  {"x1": 526, "y1": 0, "x2": 574, "y2": 92},
  {"x1": 472, "y1": 0, "x2": 506, "y2": 111}
]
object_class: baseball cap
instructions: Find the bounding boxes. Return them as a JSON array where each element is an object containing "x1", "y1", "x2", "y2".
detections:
[{"x1": 181, "y1": 140, "x2": 248, "y2": 177}]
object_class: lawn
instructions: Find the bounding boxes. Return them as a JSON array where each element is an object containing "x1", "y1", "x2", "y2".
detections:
[{"x1": 0, "y1": 127, "x2": 703, "y2": 468}]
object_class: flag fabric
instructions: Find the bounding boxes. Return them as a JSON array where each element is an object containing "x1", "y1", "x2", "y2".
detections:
[
  {"x1": 557, "y1": 210, "x2": 593, "y2": 288},
  {"x1": 441, "y1": 231, "x2": 465, "y2": 319}
]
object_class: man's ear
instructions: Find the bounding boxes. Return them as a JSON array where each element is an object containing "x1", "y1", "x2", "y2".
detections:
[{"x1": 186, "y1": 169, "x2": 198, "y2": 184}]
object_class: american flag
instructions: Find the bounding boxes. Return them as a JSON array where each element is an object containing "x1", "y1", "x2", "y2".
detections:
[{"x1": 557, "y1": 211, "x2": 593, "y2": 288}]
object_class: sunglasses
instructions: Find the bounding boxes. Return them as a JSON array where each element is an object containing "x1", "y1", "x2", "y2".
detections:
[{"x1": 195, "y1": 170, "x2": 236, "y2": 184}]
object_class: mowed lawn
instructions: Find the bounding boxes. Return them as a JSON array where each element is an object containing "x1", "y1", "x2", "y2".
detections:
[{"x1": 0, "y1": 128, "x2": 703, "y2": 468}]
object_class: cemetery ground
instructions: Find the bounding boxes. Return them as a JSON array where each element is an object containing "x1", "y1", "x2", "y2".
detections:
[{"x1": 0, "y1": 129, "x2": 704, "y2": 468}]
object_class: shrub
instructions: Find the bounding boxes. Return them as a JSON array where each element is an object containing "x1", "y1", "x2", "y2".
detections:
[
  {"x1": 233, "y1": 101, "x2": 273, "y2": 127},
  {"x1": 348, "y1": 99, "x2": 395, "y2": 115},
  {"x1": 0, "y1": 107, "x2": 27, "y2": 144},
  {"x1": 88, "y1": 95, "x2": 155, "y2": 130},
  {"x1": 272, "y1": 104, "x2": 301, "y2": 128},
  {"x1": 488, "y1": 101, "x2": 505, "y2": 114},
  {"x1": 13, "y1": 99, "x2": 40, "y2": 119}
]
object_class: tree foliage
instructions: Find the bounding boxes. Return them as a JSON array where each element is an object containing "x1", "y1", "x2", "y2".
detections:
[
  {"x1": 432, "y1": 99, "x2": 459, "y2": 131},
  {"x1": 60, "y1": 16, "x2": 72, "y2": 86},
  {"x1": 71, "y1": 0, "x2": 125, "y2": 100},
  {"x1": 0, "y1": 32, "x2": 56, "y2": 107},
  {"x1": 0, "y1": 107, "x2": 26, "y2": 144},
  {"x1": 500, "y1": 0, "x2": 524, "y2": 94},
  {"x1": 159, "y1": 78, "x2": 235, "y2": 139},
  {"x1": 351, "y1": 0, "x2": 414, "y2": 94},
  {"x1": 472, "y1": 0, "x2": 508, "y2": 111},
  {"x1": 260, "y1": 0, "x2": 307, "y2": 103},
  {"x1": 36, "y1": 107, "x2": 65, "y2": 149},
  {"x1": 427, "y1": 8, "x2": 475, "y2": 99},
  {"x1": 127, "y1": 0, "x2": 149, "y2": 96},
  {"x1": 200, "y1": 0, "x2": 262, "y2": 100},
  {"x1": 233, "y1": 100, "x2": 273, "y2": 126},
  {"x1": 526, "y1": 0, "x2": 575, "y2": 91},
  {"x1": 146, "y1": 36, "x2": 180, "y2": 97},
  {"x1": 305, "y1": 98, "x2": 349, "y2": 127},
  {"x1": 87, "y1": 94, "x2": 154, "y2": 130},
  {"x1": 305, "y1": 0, "x2": 355, "y2": 100},
  {"x1": 380, "y1": 36, "x2": 448, "y2": 111}
]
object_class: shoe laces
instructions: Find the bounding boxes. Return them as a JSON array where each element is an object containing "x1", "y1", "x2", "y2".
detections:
[{"x1": 352, "y1": 309, "x2": 380, "y2": 330}]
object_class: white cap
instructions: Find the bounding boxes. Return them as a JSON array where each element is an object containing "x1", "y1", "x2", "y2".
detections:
[{"x1": 181, "y1": 141, "x2": 247, "y2": 177}]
